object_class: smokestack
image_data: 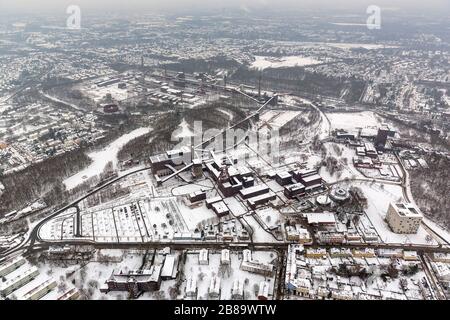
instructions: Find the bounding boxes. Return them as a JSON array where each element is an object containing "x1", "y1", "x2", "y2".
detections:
[{"x1": 258, "y1": 71, "x2": 262, "y2": 97}]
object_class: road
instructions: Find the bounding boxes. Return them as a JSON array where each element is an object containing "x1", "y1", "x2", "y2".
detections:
[
  {"x1": 0, "y1": 166, "x2": 154, "y2": 259},
  {"x1": 394, "y1": 151, "x2": 450, "y2": 246}
]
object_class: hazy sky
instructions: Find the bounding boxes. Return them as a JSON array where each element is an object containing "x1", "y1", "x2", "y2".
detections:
[{"x1": 1, "y1": 0, "x2": 449, "y2": 16}]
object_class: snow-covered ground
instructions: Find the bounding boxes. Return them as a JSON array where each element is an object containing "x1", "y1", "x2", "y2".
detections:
[
  {"x1": 63, "y1": 127, "x2": 151, "y2": 190},
  {"x1": 217, "y1": 108, "x2": 234, "y2": 121},
  {"x1": 259, "y1": 110, "x2": 302, "y2": 128},
  {"x1": 171, "y1": 181, "x2": 214, "y2": 196},
  {"x1": 326, "y1": 111, "x2": 382, "y2": 132},
  {"x1": 319, "y1": 142, "x2": 365, "y2": 183},
  {"x1": 83, "y1": 84, "x2": 129, "y2": 103},
  {"x1": 325, "y1": 43, "x2": 398, "y2": 50},
  {"x1": 39, "y1": 90, "x2": 83, "y2": 111},
  {"x1": 337, "y1": 180, "x2": 436, "y2": 245},
  {"x1": 173, "y1": 118, "x2": 193, "y2": 139},
  {"x1": 242, "y1": 213, "x2": 282, "y2": 243},
  {"x1": 251, "y1": 55, "x2": 322, "y2": 70},
  {"x1": 255, "y1": 208, "x2": 283, "y2": 230}
]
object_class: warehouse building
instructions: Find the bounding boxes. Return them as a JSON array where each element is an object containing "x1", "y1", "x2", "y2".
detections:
[
  {"x1": 161, "y1": 255, "x2": 178, "y2": 280},
  {"x1": 101, "y1": 266, "x2": 162, "y2": 298},
  {"x1": 188, "y1": 190, "x2": 206, "y2": 203},
  {"x1": 239, "y1": 185, "x2": 269, "y2": 199},
  {"x1": 275, "y1": 171, "x2": 292, "y2": 186},
  {"x1": 211, "y1": 201, "x2": 230, "y2": 217},
  {"x1": 284, "y1": 183, "x2": 306, "y2": 199},
  {"x1": 247, "y1": 192, "x2": 276, "y2": 210}
]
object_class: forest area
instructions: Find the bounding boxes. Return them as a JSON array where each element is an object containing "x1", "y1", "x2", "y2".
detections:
[
  {"x1": 117, "y1": 101, "x2": 247, "y2": 163},
  {"x1": 231, "y1": 65, "x2": 366, "y2": 103},
  {"x1": 0, "y1": 149, "x2": 91, "y2": 216},
  {"x1": 410, "y1": 155, "x2": 450, "y2": 229}
]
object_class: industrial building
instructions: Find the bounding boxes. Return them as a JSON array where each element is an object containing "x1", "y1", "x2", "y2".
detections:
[
  {"x1": 275, "y1": 171, "x2": 292, "y2": 186},
  {"x1": 364, "y1": 142, "x2": 378, "y2": 158},
  {"x1": 239, "y1": 185, "x2": 269, "y2": 199},
  {"x1": 293, "y1": 168, "x2": 324, "y2": 191},
  {"x1": 220, "y1": 249, "x2": 231, "y2": 265},
  {"x1": 375, "y1": 125, "x2": 396, "y2": 151},
  {"x1": 247, "y1": 192, "x2": 276, "y2": 210},
  {"x1": 205, "y1": 159, "x2": 254, "y2": 198},
  {"x1": 149, "y1": 146, "x2": 192, "y2": 175},
  {"x1": 161, "y1": 255, "x2": 178, "y2": 280},
  {"x1": 211, "y1": 201, "x2": 230, "y2": 217},
  {"x1": 188, "y1": 190, "x2": 206, "y2": 203},
  {"x1": 205, "y1": 196, "x2": 223, "y2": 209},
  {"x1": 304, "y1": 212, "x2": 336, "y2": 228},
  {"x1": 101, "y1": 266, "x2": 162, "y2": 298},
  {"x1": 191, "y1": 159, "x2": 203, "y2": 178},
  {"x1": 284, "y1": 183, "x2": 306, "y2": 199}
]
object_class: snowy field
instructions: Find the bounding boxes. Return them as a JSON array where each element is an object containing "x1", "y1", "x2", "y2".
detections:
[
  {"x1": 259, "y1": 110, "x2": 302, "y2": 128},
  {"x1": 326, "y1": 111, "x2": 383, "y2": 131},
  {"x1": 336, "y1": 180, "x2": 436, "y2": 245},
  {"x1": 251, "y1": 55, "x2": 322, "y2": 70},
  {"x1": 173, "y1": 118, "x2": 193, "y2": 139},
  {"x1": 171, "y1": 180, "x2": 214, "y2": 196},
  {"x1": 63, "y1": 127, "x2": 151, "y2": 190},
  {"x1": 305, "y1": 42, "x2": 399, "y2": 50},
  {"x1": 255, "y1": 208, "x2": 284, "y2": 230}
]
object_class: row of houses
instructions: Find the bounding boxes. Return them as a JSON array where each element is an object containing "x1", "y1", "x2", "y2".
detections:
[
  {"x1": 0, "y1": 266, "x2": 39, "y2": 297},
  {"x1": 285, "y1": 245, "x2": 418, "y2": 300},
  {"x1": 305, "y1": 248, "x2": 377, "y2": 259},
  {"x1": 240, "y1": 249, "x2": 274, "y2": 276}
]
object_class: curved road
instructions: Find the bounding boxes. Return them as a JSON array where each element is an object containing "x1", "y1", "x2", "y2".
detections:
[{"x1": 1, "y1": 166, "x2": 154, "y2": 259}]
